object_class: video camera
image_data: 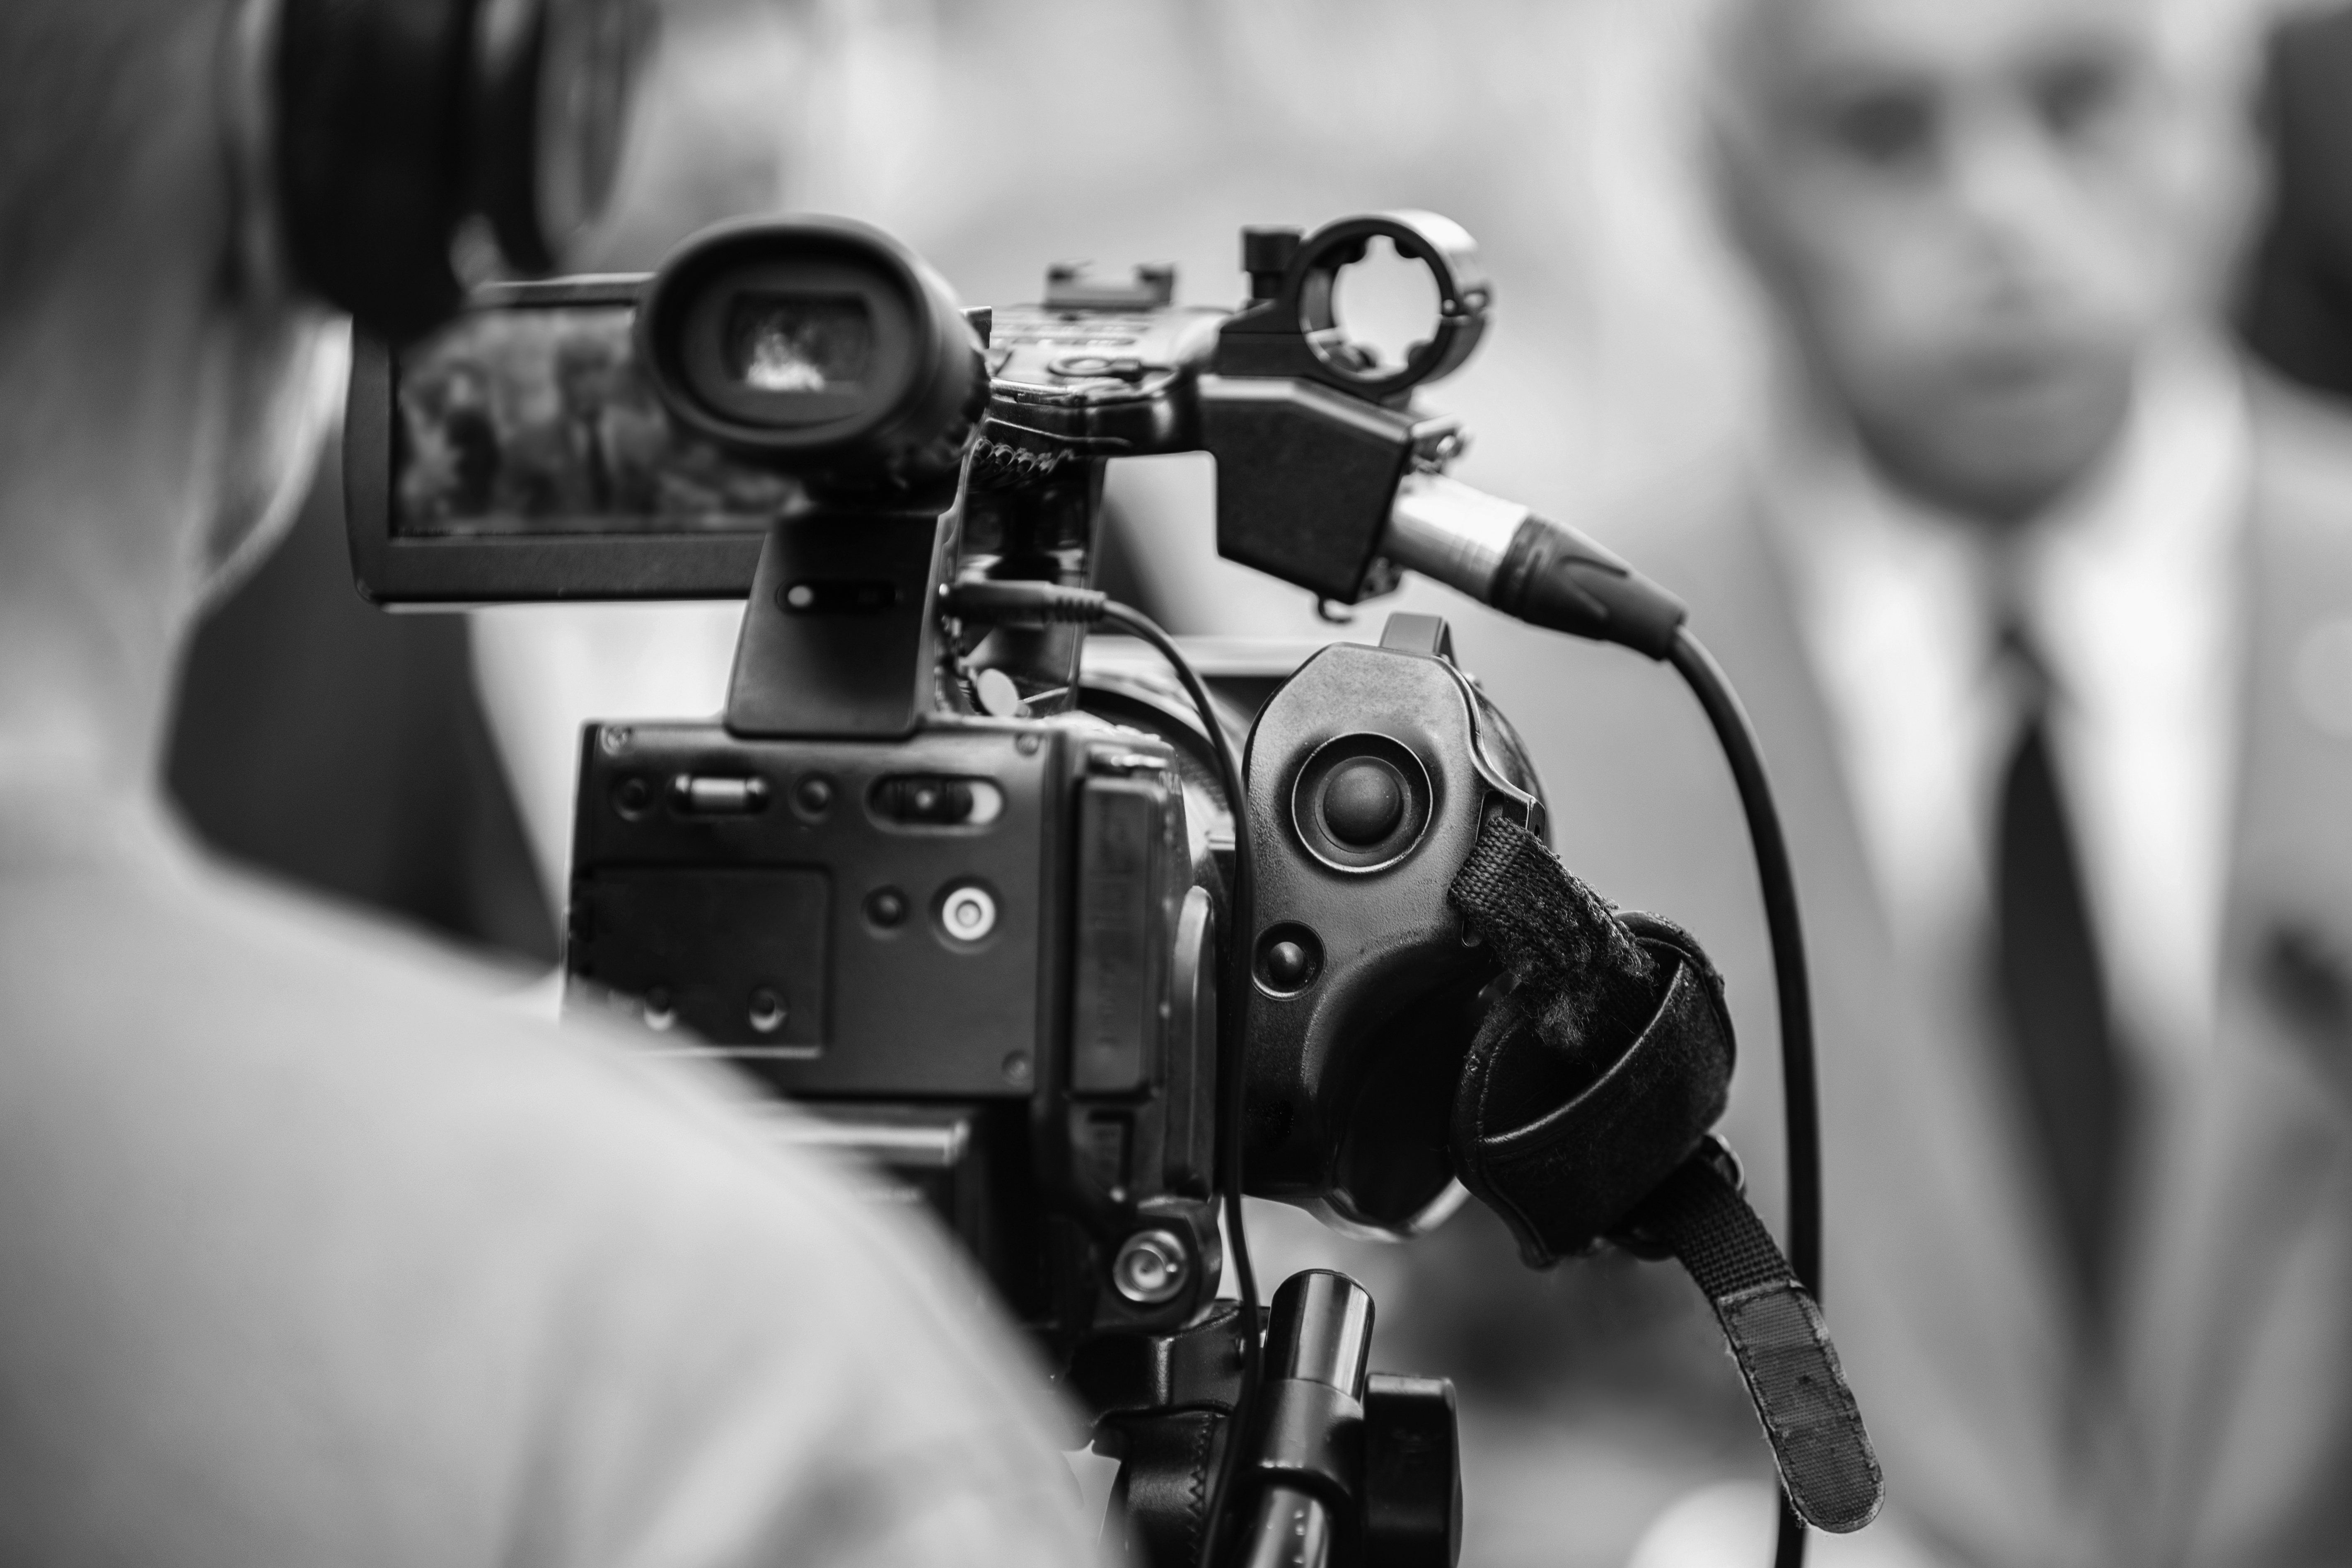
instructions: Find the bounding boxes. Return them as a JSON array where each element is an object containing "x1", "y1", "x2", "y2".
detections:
[{"x1": 345, "y1": 213, "x2": 1878, "y2": 1568}]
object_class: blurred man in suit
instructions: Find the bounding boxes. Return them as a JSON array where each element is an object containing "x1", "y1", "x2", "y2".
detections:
[{"x1": 1615, "y1": 0, "x2": 2352, "y2": 1561}]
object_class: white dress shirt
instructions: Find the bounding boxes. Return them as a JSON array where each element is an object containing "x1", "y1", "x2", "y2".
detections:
[{"x1": 1764, "y1": 338, "x2": 2251, "y2": 1091}]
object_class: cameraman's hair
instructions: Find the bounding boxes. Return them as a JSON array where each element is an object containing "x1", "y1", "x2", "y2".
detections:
[{"x1": 0, "y1": 0, "x2": 221, "y2": 307}]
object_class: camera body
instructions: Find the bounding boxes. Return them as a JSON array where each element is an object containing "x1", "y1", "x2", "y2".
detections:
[
  {"x1": 567, "y1": 717, "x2": 1225, "y2": 1340},
  {"x1": 344, "y1": 210, "x2": 1523, "y2": 1352}
]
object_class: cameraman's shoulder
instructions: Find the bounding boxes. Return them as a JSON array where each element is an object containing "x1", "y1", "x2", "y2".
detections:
[
  {"x1": 0, "y1": 808, "x2": 852, "y2": 1256},
  {"x1": 0, "y1": 812, "x2": 1099, "y2": 1562},
  {"x1": 3, "y1": 811, "x2": 937, "y2": 1259}
]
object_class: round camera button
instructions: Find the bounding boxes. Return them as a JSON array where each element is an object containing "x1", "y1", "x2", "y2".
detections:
[
  {"x1": 940, "y1": 885, "x2": 998, "y2": 943},
  {"x1": 1321, "y1": 760, "x2": 1404, "y2": 845},
  {"x1": 1289, "y1": 733, "x2": 1432, "y2": 874},
  {"x1": 1254, "y1": 924, "x2": 1324, "y2": 995}
]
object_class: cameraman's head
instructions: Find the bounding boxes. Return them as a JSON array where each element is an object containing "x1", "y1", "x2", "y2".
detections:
[
  {"x1": 0, "y1": 0, "x2": 340, "y2": 786},
  {"x1": 1708, "y1": 0, "x2": 2234, "y2": 523}
]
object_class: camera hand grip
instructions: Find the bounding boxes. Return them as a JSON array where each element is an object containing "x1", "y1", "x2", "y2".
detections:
[{"x1": 1443, "y1": 814, "x2": 1881, "y2": 1535}]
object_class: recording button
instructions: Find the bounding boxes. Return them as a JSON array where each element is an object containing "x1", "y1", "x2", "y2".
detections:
[
  {"x1": 1321, "y1": 760, "x2": 1404, "y2": 845},
  {"x1": 1290, "y1": 733, "x2": 1432, "y2": 873},
  {"x1": 865, "y1": 888, "x2": 909, "y2": 929}
]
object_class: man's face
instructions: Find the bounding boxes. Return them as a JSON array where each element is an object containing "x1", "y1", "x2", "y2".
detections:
[{"x1": 1721, "y1": 0, "x2": 2193, "y2": 522}]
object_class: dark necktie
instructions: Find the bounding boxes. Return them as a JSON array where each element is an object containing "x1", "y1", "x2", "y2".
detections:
[{"x1": 1992, "y1": 634, "x2": 2134, "y2": 1331}]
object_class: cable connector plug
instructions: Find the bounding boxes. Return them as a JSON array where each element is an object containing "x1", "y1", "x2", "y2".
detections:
[
  {"x1": 940, "y1": 581, "x2": 1109, "y2": 626},
  {"x1": 1491, "y1": 517, "x2": 1687, "y2": 661},
  {"x1": 1378, "y1": 472, "x2": 1687, "y2": 660}
]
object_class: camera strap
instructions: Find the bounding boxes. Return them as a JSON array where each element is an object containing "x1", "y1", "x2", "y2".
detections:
[
  {"x1": 1622, "y1": 1146, "x2": 1882, "y2": 1533},
  {"x1": 1444, "y1": 814, "x2": 1882, "y2": 1534}
]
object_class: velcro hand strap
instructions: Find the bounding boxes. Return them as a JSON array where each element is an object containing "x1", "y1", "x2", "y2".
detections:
[
  {"x1": 1446, "y1": 814, "x2": 1736, "y2": 1263},
  {"x1": 1445, "y1": 814, "x2": 1882, "y2": 1534},
  {"x1": 1626, "y1": 1150, "x2": 1883, "y2": 1534}
]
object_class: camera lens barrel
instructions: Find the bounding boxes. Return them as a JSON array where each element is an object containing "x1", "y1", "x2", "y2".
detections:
[{"x1": 636, "y1": 216, "x2": 984, "y2": 488}]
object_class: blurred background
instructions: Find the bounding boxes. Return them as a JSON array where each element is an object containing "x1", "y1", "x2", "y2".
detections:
[{"x1": 163, "y1": 0, "x2": 2339, "y2": 1562}]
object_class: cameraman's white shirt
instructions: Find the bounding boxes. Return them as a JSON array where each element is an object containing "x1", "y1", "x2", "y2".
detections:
[{"x1": 0, "y1": 800, "x2": 1100, "y2": 1568}]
